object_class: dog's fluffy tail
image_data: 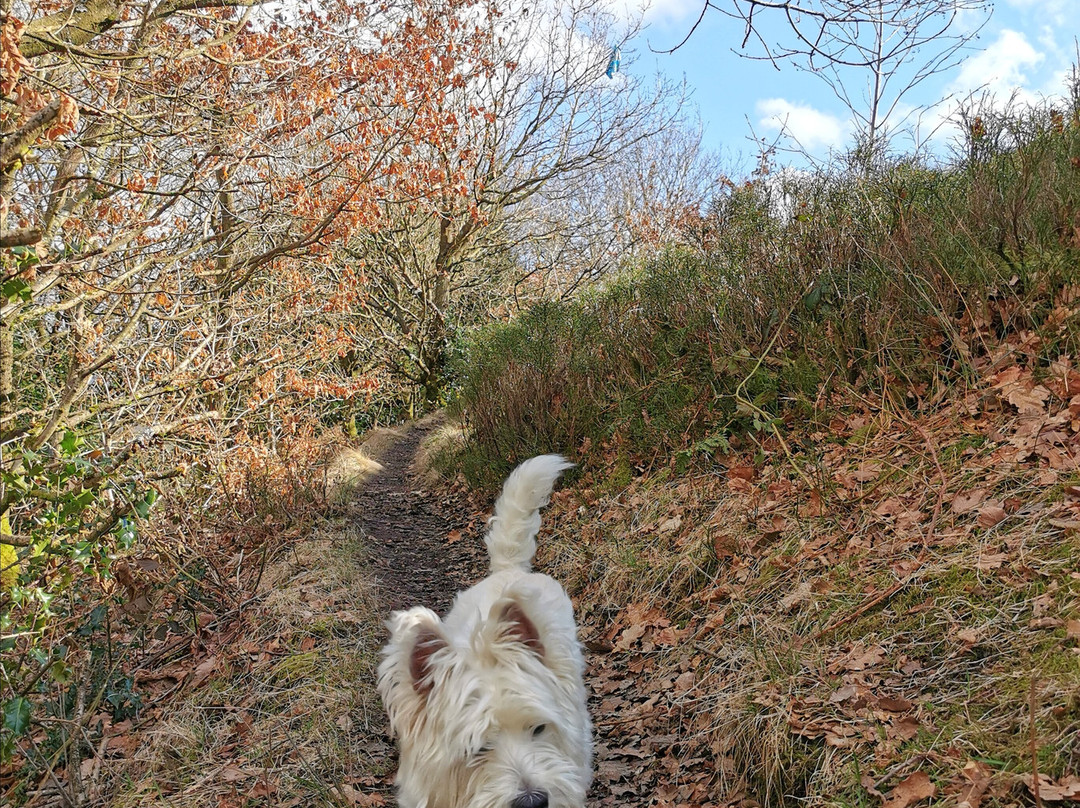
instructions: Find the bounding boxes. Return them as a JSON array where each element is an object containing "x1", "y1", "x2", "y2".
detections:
[{"x1": 485, "y1": 454, "x2": 574, "y2": 574}]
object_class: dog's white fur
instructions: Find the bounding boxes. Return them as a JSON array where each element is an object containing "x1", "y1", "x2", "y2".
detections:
[{"x1": 378, "y1": 455, "x2": 591, "y2": 808}]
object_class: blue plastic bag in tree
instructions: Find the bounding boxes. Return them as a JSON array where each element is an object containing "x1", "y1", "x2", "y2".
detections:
[{"x1": 605, "y1": 46, "x2": 620, "y2": 78}]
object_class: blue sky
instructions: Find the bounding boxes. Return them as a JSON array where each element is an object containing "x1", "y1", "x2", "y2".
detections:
[{"x1": 618, "y1": 0, "x2": 1077, "y2": 169}]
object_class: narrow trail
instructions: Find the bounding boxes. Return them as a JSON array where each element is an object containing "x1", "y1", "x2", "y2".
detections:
[{"x1": 356, "y1": 422, "x2": 486, "y2": 614}]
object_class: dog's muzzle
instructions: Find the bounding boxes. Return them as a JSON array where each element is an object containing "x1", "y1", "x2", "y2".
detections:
[{"x1": 510, "y1": 790, "x2": 549, "y2": 808}]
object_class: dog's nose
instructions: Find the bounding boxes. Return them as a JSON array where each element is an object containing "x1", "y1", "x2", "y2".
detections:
[{"x1": 511, "y1": 790, "x2": 549, "y2": 808}]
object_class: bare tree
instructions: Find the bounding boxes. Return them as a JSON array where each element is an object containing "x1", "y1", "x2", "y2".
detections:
[
  {"x1": 334, "y1": 0, "x2": 682, "y2": 406},
  {"x1": 663, "y1": 0, "x2": 992, "y2": 164},
  {"x1": 513, "y1": 117, "x2": 723, "y2": 296}
]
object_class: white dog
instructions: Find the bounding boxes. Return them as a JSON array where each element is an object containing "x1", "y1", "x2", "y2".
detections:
[{"x1": 378, "y1": 455, "x2": 592, "y2": 808}]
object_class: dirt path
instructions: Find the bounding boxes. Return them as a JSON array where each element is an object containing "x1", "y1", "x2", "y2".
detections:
[
  {"x1": 357, "y1": 426, "x2": 633, "y2": 807},
  {"x1": 357, "y1": 422, "x2": 486, "y2": 615}
]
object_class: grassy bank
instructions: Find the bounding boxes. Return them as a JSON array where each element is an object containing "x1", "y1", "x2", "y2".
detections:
[
  {"x1": 447, "y1": 98, "x2": 1080, "y2": 486},
  {"x1": 441, "y1": 96, "x2": 1080, "y2": 805}
]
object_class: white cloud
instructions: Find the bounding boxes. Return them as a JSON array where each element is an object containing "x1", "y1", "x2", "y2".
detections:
[
  {"x1": 917, "y1": 23, "x2": 1074, "y2": 155},
  {"x1": 755, "y1": 98, "x2": 848, "y2": 151},
  {"x1": 949, "y1": 29, "x2": 1045, "y2": 100},
  {"x1": 597, "y1": 0, "x2": 699, "y2": 31},
  {"x1": 640, "y1": 0, "x2": 702, "y2": 26},
  {"x1": 1003, "y1": 0, "x2": 1069, "y2": 26}
]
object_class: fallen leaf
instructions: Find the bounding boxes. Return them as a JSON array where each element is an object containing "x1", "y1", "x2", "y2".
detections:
[
  {"x1": 251, "y1": 777, "x2": 278, "y2": 798},
  {"x1": 956, "y1": 627, "x2": 982, "y2": 646},
  {"x1": 653, "y1": 626, "x2": 683, "y2": 646},
  {"x1": 1032, "y1": 593, "x2": 1055, "y2": 618},
  {"x1": 1035, "y1": 469, "x2": 1059, "y2": 486},
  {"x1": 331, "y1": 784, "x2": 386, "y2": 806},
  {"x1": 1029, "y1": 617, "x2": 1064, "y2": 629},
  {"x1": 800, "y1": 488, "x2": 824, "y2": 517},
  {"x1": 882, "y1": 771, "x2": 936, "y2": 808},
  {"x1": 895, "y1": 509, "x2": 925, "y2": 531},
  {"x1": 1066, "y1": 619, "x2": 1080, "y2": 641},
  {"x1": 220, "y1": 764, "x2": 254, "y2": 782},
  {"x1": 1048, "y1": 518, "x2": 1080, "y2": 531},
  {"x1": 445, "y1": 529, "x2": 463, "y2": 544},
  {"x1": 957, "y1": 760, "x2": 993, "y2": 808},
  {"x1": 830, "y1": 685, "x2": 859, "y2": 704},
  {"x1": 760, "y1": 513, "x2": 786, "y2": 538},
  {"x1": 993, "y1": 369, "x2": 1052, "y2": 414},
  {"x1": 845, "y1": 645, "x2": 886, "y2": 671},
  {"x1": 673, "y1": 671, "x2": 695, "y2": 696},
  {"x1": 189, "y1": 655, "x2": 218, "y2": 689},
  {"x1": 712, "y1": 534, "x2": 737, "y2": 559},
  {"x1": 230, "y1": 713, "x2": 254, "y2": 740},
  {"x1": 853, "y1": 461, "x2": 881, "y2": 482},
  {"x1": 862, "y1": 775, "x2": 885, "y2": 799},
  {"x1": 976, "y1": 505, "x2": 1008, "y2": 528},
  {"x1": 658, "y1": 515, "x2": 682, "y2": 534},
  {"x1": 878, "y1": 696, "x2": 913, "y2": 712},
  {"x1": 892, "y1": 716, "x2": 920, "y2": 741},
  {"x1": 1026, "y1": 774, "x2": 1080, "y2": 802},
  {"x1": 825, "y1": 725, "x2": 860, "y2": 747},
  {"x1": 727, "y1": 476, "x2": 753, "y2": 493},
  {"x1": 781, "y1": 582, "x2": 812, "y2": 612},
  {"x1": 614, "y1": 624, "x2": 646, "y2": 652},
  {"x1": 900, "y1": 659, "x2": 923, "y2": 675},
  {"x1": 584, "y1": 637, "x2": 614, "y2": 653},
  {"x1": 951, "y1": 489, "x2": 988, "y2": 514},
  {"x1": 728, "y1": 465, "x2": 755, "y2": 482},
  {"x1": 874, "y1": 498, "x2": 904, "y2": 517},
  {"x1": 135, "y1": 556, "x2": 161, "y2": 572},
  {"x1": 976, "y1": 552, "x2": 1007, "y2": 571}
]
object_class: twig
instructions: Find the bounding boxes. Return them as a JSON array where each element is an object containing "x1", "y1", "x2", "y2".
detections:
[
  {"x1": 811, "y1": 578, "x2": 908, "y2": 641},
  {"x1": 1030, "y1": 676, "x2": 1042, "y2": 808}
]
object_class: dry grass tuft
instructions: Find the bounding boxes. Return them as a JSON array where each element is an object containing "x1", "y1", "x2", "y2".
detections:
[
  {"x1": 107, "y1": 522, "x2": 391, "y2": 807},
  {"x1": 413, "y1": 416, "x2": 469, "y2": 487},
  {"x1": 325, "y1": 447, "x2": 385, "y2": 506},
  {"x1": 356, "y1": 426, "x2": 410, "y2": 464}
]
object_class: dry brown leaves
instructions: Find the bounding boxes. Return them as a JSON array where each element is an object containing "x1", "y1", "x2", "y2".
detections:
[
  {"x1": 580, "y1": 602, "x2": 724, "y2": 807},
  {"x1": 547, "y1": 326, "x2": 1080, "y2": 806}
]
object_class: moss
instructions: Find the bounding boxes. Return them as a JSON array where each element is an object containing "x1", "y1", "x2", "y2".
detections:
[
  {"x1": 939, "y1": 433, "x2": 989, "y2": 466},
  {"x1": 1, "y1": 513, "x2": 19, "y2": 590}
]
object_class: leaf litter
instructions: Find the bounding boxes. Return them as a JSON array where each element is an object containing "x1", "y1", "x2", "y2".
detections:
[
  {"x1": 533, "y1": 339, "x2": 1080, "y2": 806},
  {"x1": 25, "y1": 345, "x2": 1080, "y2": 807}
]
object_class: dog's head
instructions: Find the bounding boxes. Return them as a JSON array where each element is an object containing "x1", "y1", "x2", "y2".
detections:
[{"x1": 378, "y1": 587, "x2": 591, "y2": 808}]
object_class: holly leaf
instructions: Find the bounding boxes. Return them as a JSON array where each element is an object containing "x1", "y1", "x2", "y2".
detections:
[
  {"x1": 3, "y1": 696, "x2": 32, "y2": 736},
  {"x1": 951, "y1": 489, "x2": 988, "y2": 514},
  {"x1": 60, "y1": 430, "x2": 82, "y2": 456},
  {"x1": 2, "y1": 278, "x2": 32, "y2": 303}
]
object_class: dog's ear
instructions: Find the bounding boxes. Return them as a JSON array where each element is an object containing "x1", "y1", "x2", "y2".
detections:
[
  {"x1": 409, "y1": 625, "x2": 447, "y2": 695},
  {"x1": 494, "y1": 598, "x2": 546, "y2": 658},
  {"x1": 380, "y1": 607, "x2": 446, "y2": 707}
]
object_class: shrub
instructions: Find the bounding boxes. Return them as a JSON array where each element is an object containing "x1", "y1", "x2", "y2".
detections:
[{"x1": 449, "y1": 91, "x2": 1080, "y2": 480}]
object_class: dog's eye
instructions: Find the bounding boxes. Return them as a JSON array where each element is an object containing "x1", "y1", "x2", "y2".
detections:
[
  {"x1": 532, "y1": 724, "x2": 547, "y2": 737},
  {"x1": 476, "y1": 744, "x2": 493, "y2": 756}
]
